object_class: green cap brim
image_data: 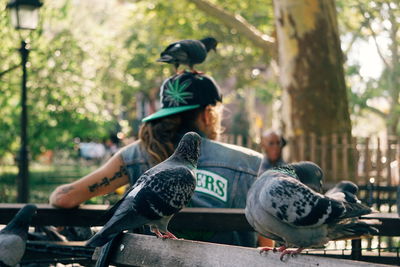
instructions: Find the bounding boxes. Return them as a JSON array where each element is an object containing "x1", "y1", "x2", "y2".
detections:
[{"x1": 142, "y1": 104, "x2": 201, "y2": 122}]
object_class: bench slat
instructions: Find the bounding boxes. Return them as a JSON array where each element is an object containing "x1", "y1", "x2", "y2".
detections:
[{"x1": 92, "y1": 233, "x2": 386, "y2": 267}]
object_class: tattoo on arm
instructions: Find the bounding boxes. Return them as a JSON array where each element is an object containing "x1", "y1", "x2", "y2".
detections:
[
  {"x1": 88, "y1": 165, "x2": 128, "y2": 193},
  {"x1": 55, "y1": 185, "x2": 74, "y2": 202},
  {"x1": 59, "y1": 185, "x2": 74, "y2": 194}
]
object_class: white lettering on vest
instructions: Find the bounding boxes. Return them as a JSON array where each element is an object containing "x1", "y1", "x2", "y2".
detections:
[{"x1": 195, "y1": 169, "x2": 228, "y2": 202}]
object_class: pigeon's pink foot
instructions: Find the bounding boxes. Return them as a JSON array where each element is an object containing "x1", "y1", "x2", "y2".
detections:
[
  {"x1": 274, "y1": 245, "x2": 287, "y2": 252},
  {"x1": 279, "y1": 248, "x2": 303, "y2": 261},
  {"x1": 161, "y1": 231, "x2": 178, "y2": 239},
  {"x1": 258, "y1": 246, "x2": 275, "y2": 254},
  {"x1": 152, "y1": 229, "x2": 178, "y2": 239},
  {"x1": 190, "y1": 68, "x2": 204, "y2": 74},
  {"x1": 258, "y1": 245, "x2": 287, "y2": 254}
]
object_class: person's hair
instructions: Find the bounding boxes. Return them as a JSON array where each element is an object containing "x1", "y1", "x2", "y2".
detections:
[
  {"x1": 139, "y1": 103, "x2": 223, "y2": 163},
  {"x1": 262, "y1": 129, "x2": 287, "y2": 148}
]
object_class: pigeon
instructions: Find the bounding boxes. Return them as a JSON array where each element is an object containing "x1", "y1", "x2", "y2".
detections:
[
  {"x1": 86, "y1": 132, "x2": 201, "y2": 265},
  {"x1": 157, "y1": 37, "x2": 217, "y2": 73},
  {"x1": 245, "y1": 162, "x2": 377, "y2": 260},
  {"x1": 325, "y1": 180, "x2": 360, "y2": 203},
  {"x1": 0, "y1": 204, "x2": 37, "y2": 267}
]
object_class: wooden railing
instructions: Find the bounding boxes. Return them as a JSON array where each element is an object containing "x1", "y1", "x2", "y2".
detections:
[{"x1": 0, "y1": 204, "x2": 399, "y2": 266}]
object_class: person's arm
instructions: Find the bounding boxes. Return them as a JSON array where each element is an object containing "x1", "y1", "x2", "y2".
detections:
[{"x1": 49, "y1": 152, "x2": 129, "y2": 208}]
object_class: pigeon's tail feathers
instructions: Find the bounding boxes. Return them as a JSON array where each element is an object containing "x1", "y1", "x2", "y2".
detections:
[
  {"x1": 94, "y1": 233, "x2": 123, "y2": 267},
  {"x1": 329, "y1": 221, "x2": 379, "y2": 241},
  {"x1": 99, "y1": 195, "x2": 127, "y2": 223},
  {"x1": 157, "y1": 55, "x2": 174, "y2": 63},
  {"x1": 86, "y1": 231, "x2": 119, "y2": 248},
  {"x1": 87, "y1": 212, "x2": 150, "y2": 247},
  {"x1": 341, "y1": 201, "x2": 372, "y2": 219}
]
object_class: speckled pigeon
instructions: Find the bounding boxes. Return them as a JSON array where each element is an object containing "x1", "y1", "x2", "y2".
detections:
[
  {"x1": 157, "y1": 37, "x2": 217, "y2": 73},
  {"x1": 0, "y1": 204, "x2": 37, "y2": 267},
  {"x1": 245, "y1": 162, "x2": 377, "y2": 260},
  {"x1": 87, "y1": 131, "x2": 201, "y2": 249}
]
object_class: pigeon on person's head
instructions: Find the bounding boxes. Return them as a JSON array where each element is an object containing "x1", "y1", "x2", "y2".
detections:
[
  {"x1": 86, "y1": 132, "x2": 202, "y2": 265},
  {"x1": 157, "y1": 37, "x2": 217, "y2": 73},
  {"x1": 245, "y1": 162, "x2": 377, "y2": 260},
  {"x1": 0, "y1": 204, "x2": 37, "y2": 267}
]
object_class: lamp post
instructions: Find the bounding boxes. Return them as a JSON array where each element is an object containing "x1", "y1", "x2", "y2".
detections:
[{"x1": 6, "y1": 0, "x2": 43, "y2": 203}]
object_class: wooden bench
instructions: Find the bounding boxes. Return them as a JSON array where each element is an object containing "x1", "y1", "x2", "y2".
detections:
[
  {"x1": 0, "y1": 204, "x2": 397, "y2": 266},
  {"x1": 91, "y1": 232, "x2": 386, "y2": 267}
]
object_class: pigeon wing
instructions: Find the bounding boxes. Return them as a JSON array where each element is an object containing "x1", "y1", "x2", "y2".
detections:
[
  {"x1": 245, "y1": 175, "x2": 286, "y2": 243},
  {"x1": 93, "y1": 165, "x2": 195, "y2": 241},
  {"x1": 259, "y1": 176, "x2": 346, "y2": 227},
  {"x1": 135, "y1": 166, "x2": 196, "y2": 219},
  {"x1": 159, "y1": 43, "x2": 189, "y2": 64}
]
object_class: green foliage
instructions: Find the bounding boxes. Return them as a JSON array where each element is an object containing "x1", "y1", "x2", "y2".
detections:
[
  {"x1": 0, "y1": 0, "x2": 129, "y2": 159},
  {"x1": 339, "y1": 0, "x2": 400, "y2": 135},
  {"x1": 0, "y1": 163, "x2": 119, "y2": 203},
  {"x1": 1, "y1": 0, "x2": 278, "y2": 162}
]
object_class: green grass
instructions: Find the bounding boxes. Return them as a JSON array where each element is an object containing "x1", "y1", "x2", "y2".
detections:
[{"x1": 0, "y1": 162, "x2": 121, "y2": 204}]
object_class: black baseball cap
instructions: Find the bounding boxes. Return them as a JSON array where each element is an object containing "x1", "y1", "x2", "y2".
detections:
[{"x1": 142, "y1": 71, "x2": 223, "y2": 122}]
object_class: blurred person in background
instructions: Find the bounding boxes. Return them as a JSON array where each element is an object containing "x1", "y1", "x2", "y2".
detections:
[
  {"x1": 258, "y1": 129, "x2": 287, "y2": 176},
  {"x1": 257, "y1": 129, "x2": 287, "y2": 248}
]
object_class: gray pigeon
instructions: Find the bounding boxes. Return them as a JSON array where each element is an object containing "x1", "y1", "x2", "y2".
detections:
[
  {"x1": 0, "y1": 204, "x2": 37, "y2": 267},
  {"x1": 157, "y1": 37, "x2": 217, "y2": 73},
  {"x1": 325, "y1": 180, "x2": 360, "y2": 203},
  {"x1": 245, "y1": 162, "x2": 377, "y2": 260},
  {"x1": 86, "y1": 132, "x2": 201, "y2": 265}
]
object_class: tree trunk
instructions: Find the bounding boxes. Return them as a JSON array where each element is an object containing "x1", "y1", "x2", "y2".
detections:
[
  {"x1": 274, "y1": 0, "x2": 352, "y2": 138},
  {"x1": 387, "y1": 3, "x2": 399, "y2": 137}
]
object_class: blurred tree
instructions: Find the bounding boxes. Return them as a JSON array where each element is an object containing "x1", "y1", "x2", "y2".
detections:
[
  {"x1": 273, "y1": 0, "x2": 352, "y2": 138},
  {"x1": 0, "y1": 0, "x2": 126, "y2": 160},
  {"x1": 340, "y1": 0, "x2": 399, "y2": 137},
  {"x1": 5, "y1": 0, "x2": 388, "y2": 163},
  {"x1": 181, "y1": 0, "x2": 354, "y2": 138}
]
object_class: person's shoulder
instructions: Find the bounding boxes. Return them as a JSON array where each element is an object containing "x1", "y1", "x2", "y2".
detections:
[
  {"x1": 200, "y1": 138, "x2": 262, "y2": 176},
  {"x1": 119, "y1": 140, "x2": 141, "y2": 153},
  {"x1": 119, "y1": 140, "x2": 149, "y2": 164},
  {"x1": 203, "y1": 138, "x2": 262, "y2": 158},
  {"x1": 203, "y1": 138, "x2": 263, "y2": 165}
]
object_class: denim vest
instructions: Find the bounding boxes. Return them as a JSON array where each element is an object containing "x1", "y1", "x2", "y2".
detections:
[{"x1": 120, "y1": 138, "x2": 262, "y2": 247}]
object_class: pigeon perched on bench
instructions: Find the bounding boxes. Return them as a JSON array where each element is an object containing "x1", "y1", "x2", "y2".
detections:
[
  {"x1": 325, "y1": 180, "x2": 360, "y2": 203},
  {"x1": 157, "y1": 37, "x2": 217, "y2": 73},
  {"x1": 245, "y1": 162, "x2": 378, "y2": 260},
  {"x1": 86, "y1": 132, "x2": 201, "y2": 266},
  {"x1": 0, "y1": 204, "x2": 37, "y2": 267}
]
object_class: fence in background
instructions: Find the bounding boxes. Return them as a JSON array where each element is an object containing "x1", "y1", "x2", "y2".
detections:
[{"x1": 221, "y1": 134, "x2": 400, "y2": 186}]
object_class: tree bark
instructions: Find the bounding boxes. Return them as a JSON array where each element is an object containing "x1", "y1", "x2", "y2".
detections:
[
  {"x1": 274, "y1": 0, "x2": 352, "y2": 138},
  {"x1": 387, "y1": 3, "x2": 399, "y2": 136}
]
